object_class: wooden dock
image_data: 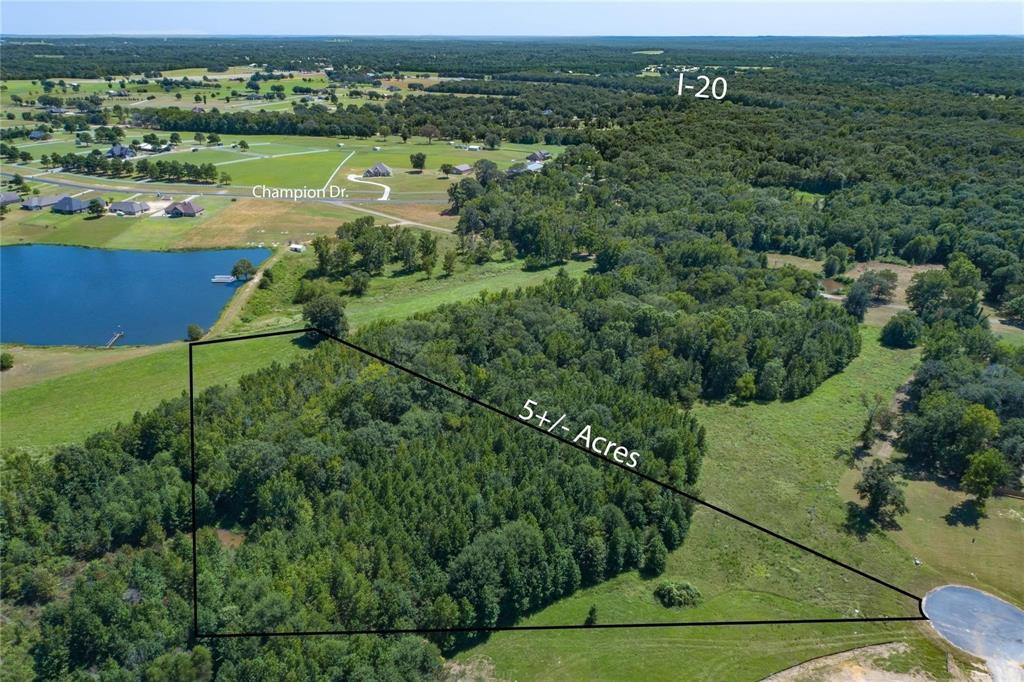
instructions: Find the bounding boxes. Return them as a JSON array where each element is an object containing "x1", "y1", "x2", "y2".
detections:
[{"x1": 105, "y1": 331, "x2": 124, "y2": 348}]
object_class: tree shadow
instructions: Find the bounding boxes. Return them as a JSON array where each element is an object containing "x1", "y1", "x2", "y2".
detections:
[
  {"x1": 944, "y1": 499, "x2": 985, "y2": 528},
  {"x1": 843, "y1": 501, "x2": 904, "y2": 539},
  {"x1": 835, "y1": 444, "x2": 871, "y2": 467},
  {"x1": 843, "y1": 502, "x2": 875, "y2": 540}
]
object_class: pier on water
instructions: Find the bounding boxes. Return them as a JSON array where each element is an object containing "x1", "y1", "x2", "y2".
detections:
[{"x1": 105, "y1": 330, "x2": 124, "y2": 348}]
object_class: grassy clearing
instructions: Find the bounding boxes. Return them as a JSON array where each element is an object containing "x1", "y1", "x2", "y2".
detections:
[
  {"x1": 463, "y1": 328, "x2": 961, "y2": 680},
  {"x1": 0, "y1": 334, "x2": 304, "y2": 453},
  {"x1": 232, "y1": 251, "x2": 592, "y2": 335},
  {"x1": 839, "y1": 471, "x2": 1024, "y2": 606}
]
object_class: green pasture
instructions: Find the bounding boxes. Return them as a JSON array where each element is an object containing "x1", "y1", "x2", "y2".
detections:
[{"x1": 463, "y1": 328, "x2": 962, "y2": 680}]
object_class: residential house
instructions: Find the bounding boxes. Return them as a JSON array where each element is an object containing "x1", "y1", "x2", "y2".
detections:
[
  {"x1": 109, "y1": 200, "x2": 150, "y2": 216},
  {"x1": 363, "y1": 162, "x2": 392, "y2": 178},
  {"x1": 450, "y1": 164, "x2": 473, "y2": 175},
  {"x1": 21, "y1": 195, "x2": 61, "y2": 210},
  {"x1": 0, "y1": 192, "x2": 22, "y2": 207},
  {"x1": 106, "y1": 143, "x2": 136, "y2": 159},
  {"x1": 527, "y1": 150, "x2": 552, "y2": 162},
  {"x1": 52, "y1": 196, "x2": 96, "y2": 214},
  {"x1": 28, "y1": 130, "x2": 49, "y2": 141},
  {"x1": 166, "y1": 201, "x2": 204, "y2": 217}
]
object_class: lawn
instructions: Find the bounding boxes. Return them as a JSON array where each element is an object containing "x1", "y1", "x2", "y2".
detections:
[
  {"x1": 461, "y1": 327, "x2": 965, "y2": 680},
  {"x1": 1, "y1": 195, "x2": 235, "y2": 249},
  {"x1": 0, "y1": 334, "x2": 306, "y2": 454}
]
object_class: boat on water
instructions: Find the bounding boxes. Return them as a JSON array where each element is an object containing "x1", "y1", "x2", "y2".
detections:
[{"x1": 211, "y1": 274, "x2": 237, "y2": 283}]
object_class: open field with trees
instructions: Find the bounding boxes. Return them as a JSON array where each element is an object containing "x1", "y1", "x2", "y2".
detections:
[
  {"x1": 464, "y1": 327, "x2": 989, "y2": 681},
  {"x1": 2, "y1": 35, "x2": 1022, "y2": 681}
]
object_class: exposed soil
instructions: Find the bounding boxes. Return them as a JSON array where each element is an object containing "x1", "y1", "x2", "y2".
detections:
[{"x1": 760, "y1": 642, "x2": 975, "y2": 682}]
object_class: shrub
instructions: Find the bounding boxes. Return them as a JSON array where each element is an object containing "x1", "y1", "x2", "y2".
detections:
[
  {"x1": 654, "y1": 581, "x2": 703, "y2": 608},
  {"x1": 293, "y1": 278, "x2": 330, "y2": 304},
  {"x1": 0, "y1": 351, "x2": 12, "y2": 370},
  {"x1": 186, "y1": 324, "x2": 204, "y2": 341},
  {"x1": 348, "y1": 270, "x2": 371, "y2": 296},
  {"x1": 881, "y1": 311, "x2": 923, "y2": 348}
]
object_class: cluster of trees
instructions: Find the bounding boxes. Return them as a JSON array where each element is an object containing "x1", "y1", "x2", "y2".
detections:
[
  {"x1": 850, "y1": 256, "x2": 1020, "y2": 532},
  {"x1": 4, "y1": 276, "x2": 708, "y2": 677},
  {"x1": 307, "y1": 216, "x2": 446, "y2": 295},
  {"x1": 42, "y1": 150, "x2": 227, "y2": 184}
]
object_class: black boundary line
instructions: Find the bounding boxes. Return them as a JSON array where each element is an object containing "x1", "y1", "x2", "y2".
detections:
[{"x1": 187, "y1": 327, "x2": 928, "y2": 639}]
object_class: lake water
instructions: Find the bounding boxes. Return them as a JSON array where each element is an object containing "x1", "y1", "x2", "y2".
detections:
[{"x1": 1, "y1": 245, "x2": 270, "y2": 346}]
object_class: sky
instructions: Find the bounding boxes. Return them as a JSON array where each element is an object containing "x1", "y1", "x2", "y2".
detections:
[{"x1": 0, "y1": 0, "x2": 1021, "y2": 36}]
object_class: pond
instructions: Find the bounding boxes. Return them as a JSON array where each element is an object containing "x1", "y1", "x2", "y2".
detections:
[
  {"x1": 1, "y1": 245, "x2": 270, "y2": 346},
  {"x1": 923, "y1": 585, "x2": 1024, "y2": 673}
]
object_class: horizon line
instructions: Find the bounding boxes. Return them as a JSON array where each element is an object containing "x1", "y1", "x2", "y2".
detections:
[{"x1": 3, "y1": 33, "x2": 1022, "y2": 38}]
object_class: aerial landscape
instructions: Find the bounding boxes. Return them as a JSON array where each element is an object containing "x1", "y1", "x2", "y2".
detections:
[{"x1": 0, "y1": 1, "x2": 1022, "y2": 680}]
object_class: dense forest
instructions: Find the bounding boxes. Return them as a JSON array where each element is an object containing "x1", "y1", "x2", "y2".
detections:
[
  {"x1": 3, "y1": 36, "x2": 1024, "y2": 679},
  {"x1": 3, "y1": 36, "x2": 1022, "y2": 90}
]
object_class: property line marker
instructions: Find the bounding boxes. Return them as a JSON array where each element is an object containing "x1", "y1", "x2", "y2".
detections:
[{"x1": 188, "y1": 327, "x2": 928, "y2": 639}]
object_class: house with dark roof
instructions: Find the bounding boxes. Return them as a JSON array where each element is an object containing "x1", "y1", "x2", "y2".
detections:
[
  {"x1": 0, "y1": 192, "x2": 22, "y2": 207},
  {"x1": 110, "y1": 200, "x2": 151, "y2": 216},
  {"x1": 166, "y1": 201, "x2": 204, "y2": 217},
  {"x1": 106, "y1": 143, "x2": 136, "y2": 159},
  {"x1": 28, "y1": 130, "x2": 49, "y2": 141},
  {"x1": 363, "y1": 162, "x2": 392, "y2": 178},
  {"x1": 527, "y1": 150, "x2": 552, "y2": 162},
  {"x1": 52, "y1": 196, "x2": 96, "y2": 214},
  {"x1": 21, "y1": 195, "x2": 61, "y2": 210},
  {"x1": 450, "y1": 164, "x2": 473, "y2": 175}
]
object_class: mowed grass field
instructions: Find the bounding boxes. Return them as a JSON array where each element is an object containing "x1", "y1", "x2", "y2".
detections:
[
  {"x1": 461, "y1": 328, "x2": 967, "y2": 681},
  {"x1": 0, "y1": 259, "x2": 590, "y2": 451}
]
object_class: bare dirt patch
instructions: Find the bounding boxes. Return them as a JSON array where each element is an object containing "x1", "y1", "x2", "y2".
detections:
[
  {"x1": 216, "y1": 528, "x2": 246, "y2": 549},
  {"x1": 377, "y1": 202, "x2": 458, "y2": 230},
  {"x1": 441, "y1": 656, "x2": 503, "y2": 682},
  {"x1": 761, "y1": 642, "x2": 941, "y2": 681},
  {"x1": 846, "y1": 262, "x2": 943, "y2": 306}
]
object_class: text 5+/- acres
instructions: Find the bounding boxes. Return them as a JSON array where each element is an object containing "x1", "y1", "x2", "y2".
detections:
[{"x1": 517, "y1": 399, "x2": 640, "y2": 469}]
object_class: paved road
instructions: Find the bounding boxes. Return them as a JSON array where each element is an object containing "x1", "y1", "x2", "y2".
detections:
[{"x1": 922, "y1": 585, "x2": 1024, "y2": 681}]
